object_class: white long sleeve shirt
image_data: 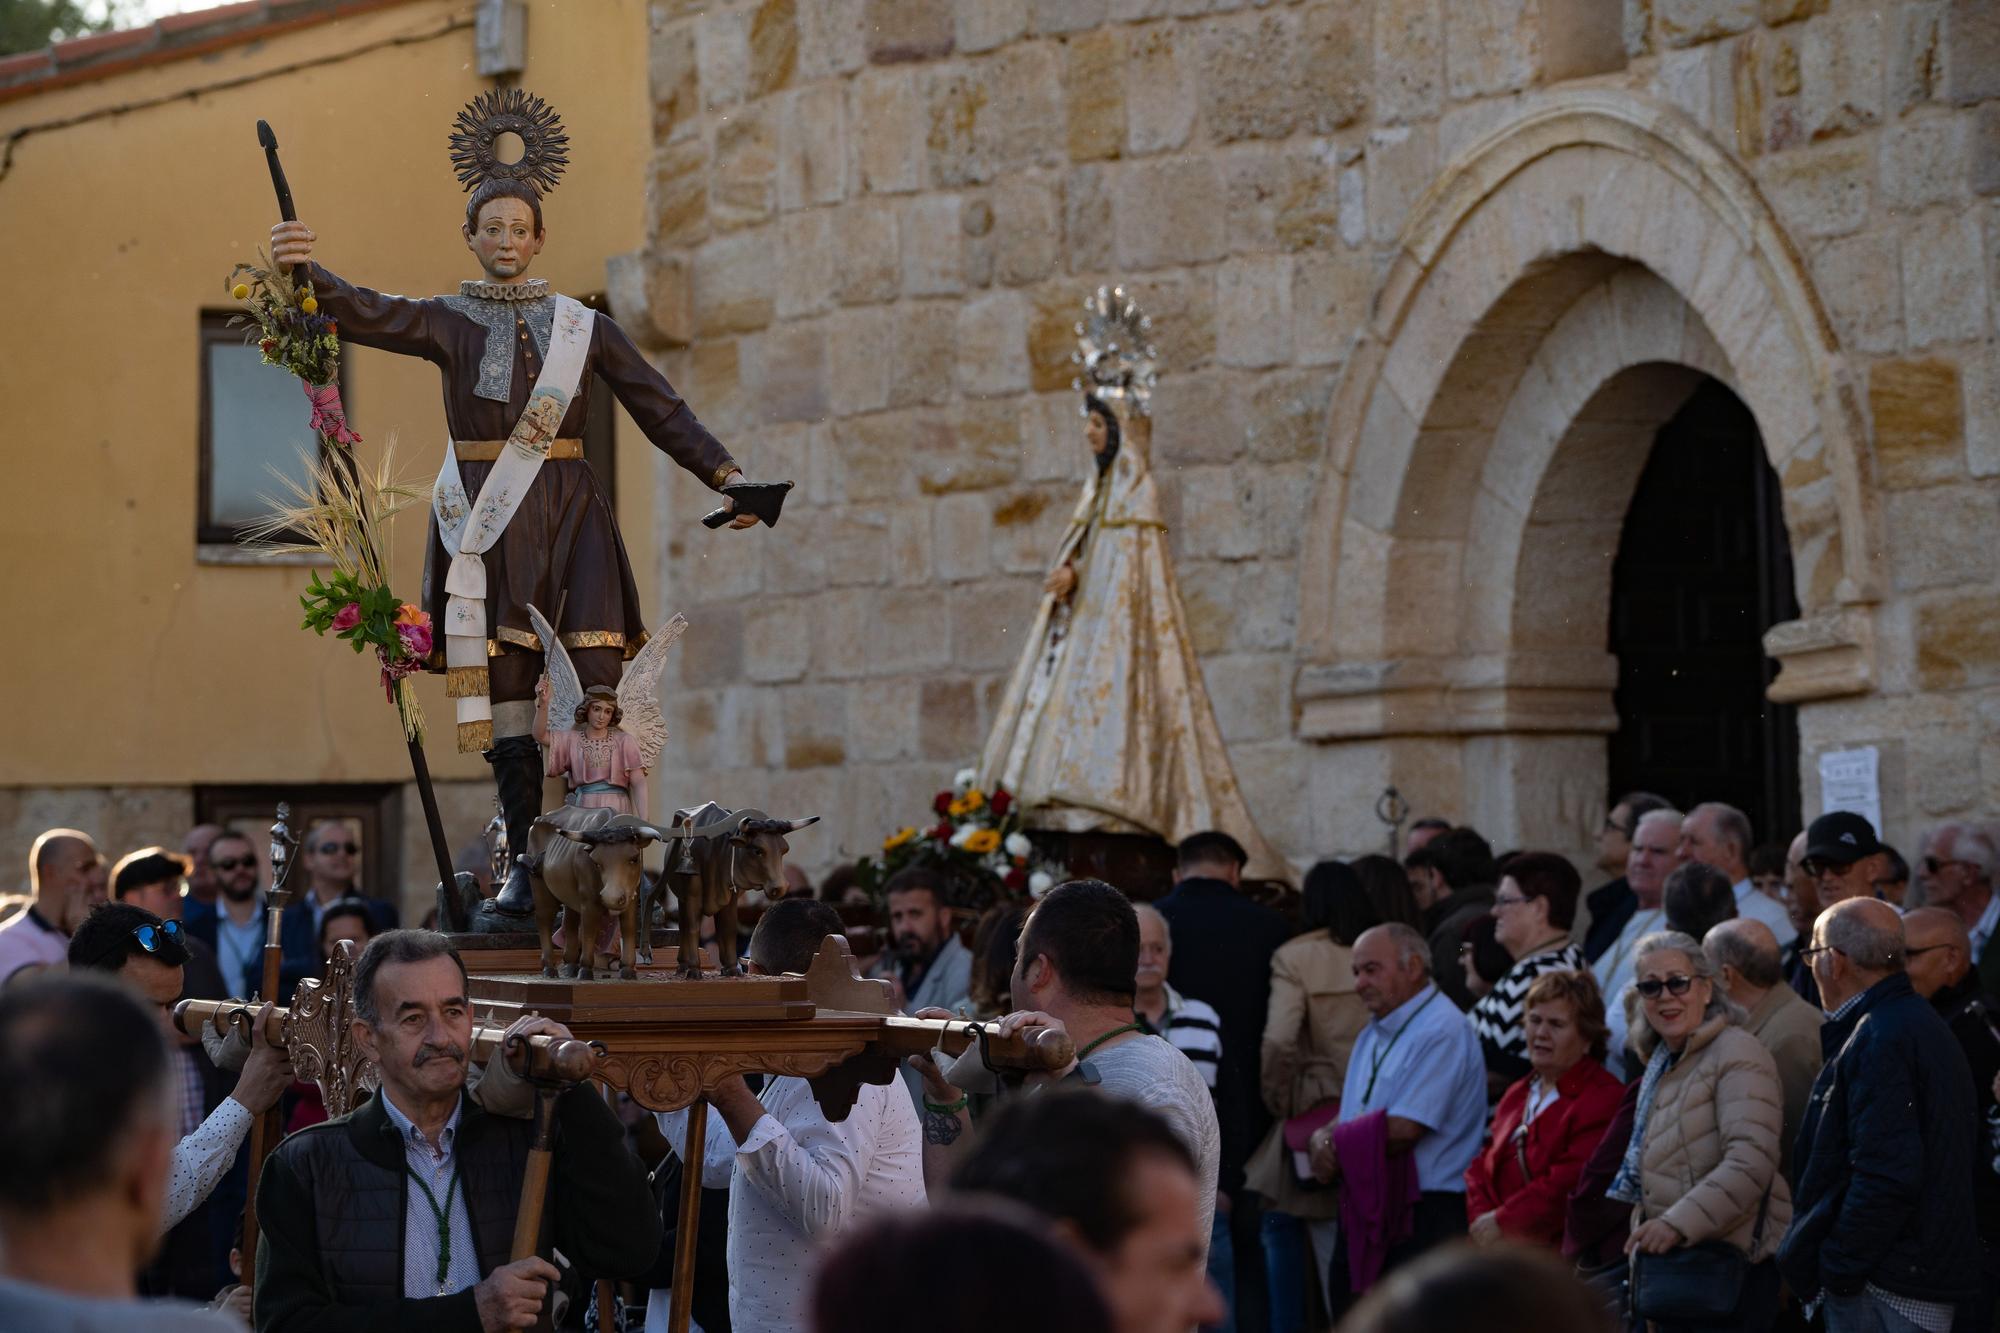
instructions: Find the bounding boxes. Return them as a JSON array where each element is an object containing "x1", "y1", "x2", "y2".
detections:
[
  {"x1": 652, "y1": 1077, "x2": 926, "y2": 1333},
  {"x1": 162, "y1": 1096, "x2": 254, "y2": 1231}
]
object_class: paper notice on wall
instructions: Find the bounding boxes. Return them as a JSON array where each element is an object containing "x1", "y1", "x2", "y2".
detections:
[{"x1": 1818, "y1": 746, "x2": 1882, "y2": 836}]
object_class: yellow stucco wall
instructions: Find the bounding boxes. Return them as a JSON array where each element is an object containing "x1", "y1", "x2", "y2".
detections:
[{"x1": 0, "y1": 0, "x2": 660, "y2": 791}]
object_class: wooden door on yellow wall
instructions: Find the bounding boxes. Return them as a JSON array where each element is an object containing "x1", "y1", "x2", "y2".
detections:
[{"x1": 193, "y1": 784, "x2": 404, "y2": 913}]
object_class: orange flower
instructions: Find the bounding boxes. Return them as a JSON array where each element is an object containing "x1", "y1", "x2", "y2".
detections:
[
  {"x1": 963, "y1": 829, "x2": 1001, "y2": 855},
  {"x1": 395, "y1": 602, "x2": 429, "y2": 628}
]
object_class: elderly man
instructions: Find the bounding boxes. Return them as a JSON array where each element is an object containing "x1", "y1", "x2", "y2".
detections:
[
  {"x1": 1581, "y1": 791, "x2": 1674, "y2": 961},
  {"x1": 1682, "y1": 802, "x2": 1795, "y2": 946},
  {"x1": 1593, "y1": 807, "x2": 1684, "y2": 1075},
  {"x1": 1704, "y1": 918, "x2": 1822, "y2": 1169},
  {"x1": 0, "y1": 828, "x2": 101, "y2": 986},
  {"x1": 1307, "y1": 923, "x2": 1485, "y2": 1312},
  {"x1": 656, "y1": 899, "x2": 925, "y2": 1333},
  {"x1": 1904, "y1": 907, "x2": 2000, "y2": 1288},
  {"x1": 1801, "y1": 810, "x2": 1894, "y2": 909},
  {"x1": 0, "y1": 975, "x2": 239, "y2": 1330},
  {"x1": 1781, "y1": 899, "x2": 1982, "y2": 1333},
  {"x1": 1919, "y1": 821, "x2": 2000, "y2": 989},
  {"x1": 1134, "y1": 903, "x2": 1223, "y2": 1093},
  {"x1": 257, "y1": 930, "x2": 660, "y2": 1332}
]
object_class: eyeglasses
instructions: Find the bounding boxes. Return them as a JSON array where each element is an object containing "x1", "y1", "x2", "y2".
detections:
[
  {"x1": 1635, "y1": 975, "x2": 1696, "y2": 999},
  {"x1": 210, "y1": 857, "x2": 254, "y2": 872},
  {"x1": 315, "y1": 842, "x2": 359, "y2": 856},
  {"x1": 1796, "y1": 943, "x2": 1840, "y2": 962},
  {"x1": 81, "y1": 918, "x2": 184, "y2": 967},
  {"x1": 1603, "y1": 818, "x2": 1631, "y2": 837},
  {"x1": 1492, "y1": 893, "x2": 1530, "y2": 910}
]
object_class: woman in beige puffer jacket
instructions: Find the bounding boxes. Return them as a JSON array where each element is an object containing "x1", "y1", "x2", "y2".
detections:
[{"x1": 1621, "y1": 931, "x2": 1792, "y2": 1333}]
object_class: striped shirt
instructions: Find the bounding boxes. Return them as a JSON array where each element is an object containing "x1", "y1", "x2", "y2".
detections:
[
  {"x1": 1470, "y1": 942, "x2": 1587, "y2": 1086},
  {"x1": 1138, "y1": 984, "x2": 1223, "y2": 1092}
]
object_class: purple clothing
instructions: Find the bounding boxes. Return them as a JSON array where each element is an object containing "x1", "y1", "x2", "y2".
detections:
[{"x1": 1334, "y1": 1108, "x2": 1420, "y2": 1294}]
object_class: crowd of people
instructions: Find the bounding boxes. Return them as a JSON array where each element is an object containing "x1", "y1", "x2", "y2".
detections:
[{"x1": 1, "y1": 798, "x2": 1997, "y2": 1333}]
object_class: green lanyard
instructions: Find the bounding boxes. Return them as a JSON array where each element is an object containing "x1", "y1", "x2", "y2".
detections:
[
  {"x1": 1077, "y1": 1022, "x2": 1142, "y2": 1061},
  {"x1": 1361, "y1": 987, "x2": 1440, "y2": 1106},
  {"x1": 406, "y1": 1161, "x2": 463, "y2": 1294}
]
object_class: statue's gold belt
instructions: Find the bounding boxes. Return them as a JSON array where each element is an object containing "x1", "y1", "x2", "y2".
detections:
[{"x1": 453, "y1": 438, "x2": 586, "y2": 461}]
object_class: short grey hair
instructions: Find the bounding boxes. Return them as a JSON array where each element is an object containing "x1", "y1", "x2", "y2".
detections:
[
  {"x1": 1634, "y1": 808, "x2": 1685, "y2": 840},
  {"x1": 1628, "y1": 929, "x2": 1744, "y2": 1057},
  {"x1": 1929, "y1": 822, "x2": 1999, "y2": 883},
  {"x1": 1370, "y1": 922, "x2": 1433, "y2": 977},
  {"x1": 1691, "y1": 802, "x2": 1753, "y2": 862},
  {"x1": 1703, "y1": 919, "x2": 1783, "y2": 989},
  {"x1": 1823, "y1": 904, "x2": 1905, "y2": 973},
  {"x1": 353, "y1": 930, "x2": 468, "y2": 1029}
]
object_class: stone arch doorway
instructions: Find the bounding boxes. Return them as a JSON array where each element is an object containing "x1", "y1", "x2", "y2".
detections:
[
  {"x1": 1607, "y1": 377, "x2": 1801, "y2": 839},
  {"x1": 1294, "y1": 93, "x2": 1881, "y2": 859}
]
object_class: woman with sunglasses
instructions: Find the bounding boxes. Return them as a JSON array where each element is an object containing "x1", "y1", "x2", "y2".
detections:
[{"x1": 1608, "y1": 931, "x2": 1792, "y2": 1333}]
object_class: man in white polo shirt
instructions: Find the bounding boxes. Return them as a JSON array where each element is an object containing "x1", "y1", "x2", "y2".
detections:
[{"x1": 1682, "y1": 802, "x2": 1795, "y2": 946}]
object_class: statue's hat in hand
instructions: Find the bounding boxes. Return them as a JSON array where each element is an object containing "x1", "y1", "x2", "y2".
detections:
[{"x1": 448, "y1": 88, "x2": 570, "y2": 195}]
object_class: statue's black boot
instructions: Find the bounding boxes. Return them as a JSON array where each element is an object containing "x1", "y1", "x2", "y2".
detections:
[{"x1": 485, "y1": 734, "x2": 544, "y2": 917}]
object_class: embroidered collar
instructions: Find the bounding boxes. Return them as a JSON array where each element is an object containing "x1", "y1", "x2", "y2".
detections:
[{"x1": 458, "y1": 278, "x2": 550, "y2": 301}]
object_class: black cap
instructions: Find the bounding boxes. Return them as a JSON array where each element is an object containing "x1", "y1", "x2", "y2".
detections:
[{"x1": 1803, "y1": 810, "x2": 1882, "y2": 864}]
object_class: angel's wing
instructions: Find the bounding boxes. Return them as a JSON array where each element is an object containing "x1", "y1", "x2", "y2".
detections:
[
  {"x1": 526, "y1": 603, "x2": 584, "y2": 736},
  {"x1": 618, "y1": 612, "x2": 688, "y2": 772}
]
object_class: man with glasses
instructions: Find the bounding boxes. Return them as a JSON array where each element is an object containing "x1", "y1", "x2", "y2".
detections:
[
  {"x1": 1592, "y1": 807, "x2": 1684, "y2": 1076},
  {"x1": 183, "y1": 831, "x2": 268, "y2": 1000},
  {"x1": 279, "y1": 820, "x2": 399, "y2": 1000},
  {"x1": 1918, "y1": 822, "x2": 2000, "y2": 990},
  {"x1": 0, "y1": 827, "x2": 102, "y2": 987},
  {"x1": 1799, "y1": 811, "x2": 1894, "y2": 909},
  {"x1": 1781, "y1": 898, "x2": 1983, "y2": 1333},
  {"x1": 66, "y1": 903, "x2": 293, "y2": 1239}
]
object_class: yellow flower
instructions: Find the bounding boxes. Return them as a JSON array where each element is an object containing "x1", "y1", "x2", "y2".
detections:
[
  {"x1": 230, "y1": 282, "x2": 251, "y2": 300},
  {"x1": 963, "y1": 829, "x2": 1001, "y2": 855},
  {"x1": 883, "y1": 827, "x2": 918, "y2": 852},
  {"x1": 947, "y1": 788, "x2": 987, "y2": 818},
  {"x1": 301, "y1": 296, "x2": 320, "y2": 315}
]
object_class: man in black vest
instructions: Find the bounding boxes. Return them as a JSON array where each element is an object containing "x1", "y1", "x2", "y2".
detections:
[{"x1": 255, "y1": 930, "x2": 659, "y2": 1332}]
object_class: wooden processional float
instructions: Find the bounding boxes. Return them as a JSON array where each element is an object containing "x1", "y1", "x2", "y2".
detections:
[{"x1": 177, "y1": 932, "x2": 1071, "y2": 1333}]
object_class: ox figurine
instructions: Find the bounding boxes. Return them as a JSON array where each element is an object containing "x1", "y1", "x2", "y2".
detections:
[
  {"x1": 522, "y1": 807, "x2": 667, "y2": 980},
  {"x1": 661, "y1": 803, "x2": 820, "y2": 978}
]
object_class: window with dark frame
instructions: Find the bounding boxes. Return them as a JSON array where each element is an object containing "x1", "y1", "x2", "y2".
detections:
[{"x1": 198, "y1": 310, "x2": 336, "y2": 546}]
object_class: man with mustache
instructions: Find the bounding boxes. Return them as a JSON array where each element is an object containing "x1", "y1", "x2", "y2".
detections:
[{"x1": 255, "y1": 930, "x2": 659, "y2": 1331}]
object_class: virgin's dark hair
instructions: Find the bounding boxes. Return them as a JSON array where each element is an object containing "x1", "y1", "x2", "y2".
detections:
[
  {"x1": 1084, "y1": 395, "x2": 1121, "y2": 473},
  {"x1": 1301, "y1": 860, "x2": 1379, "y2": 947}
]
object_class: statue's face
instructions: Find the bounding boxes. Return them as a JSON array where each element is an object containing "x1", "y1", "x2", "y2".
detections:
[
  {"x1": 586, "y1": 700, "x2": 616, "y2": 731},
  {"x1": 1084, "y1": 410, "x2": 1109, "y2": 454},
  {"x1": 463, "y1": 196, "x2": 544, "y2": 281}
]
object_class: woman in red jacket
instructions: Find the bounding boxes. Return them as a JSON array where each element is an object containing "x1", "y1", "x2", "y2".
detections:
[{"x1": 1465, "y1": 968, "x2": 1625, "y2": 1246}]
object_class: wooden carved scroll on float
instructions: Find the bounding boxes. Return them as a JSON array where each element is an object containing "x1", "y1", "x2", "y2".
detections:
[{"x1": 286, "y1": 938, "x2": 379, "y2": 1118}]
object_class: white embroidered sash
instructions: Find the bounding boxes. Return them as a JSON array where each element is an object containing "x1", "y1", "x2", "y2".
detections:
[{"x1": 434, "y1": 295, "x2": 596, "y2": 752}]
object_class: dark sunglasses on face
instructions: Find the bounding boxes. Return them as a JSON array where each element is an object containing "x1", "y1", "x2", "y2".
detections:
[
  {"x1": 1636, "y1": 974, "x2": 1696, "y2": 999},
  {"x1": 316, "y1": 842, "x2": 359, "y2": 856},
  {"x1": 211, "y1": 857, "x2": 254, "y2": 872}
]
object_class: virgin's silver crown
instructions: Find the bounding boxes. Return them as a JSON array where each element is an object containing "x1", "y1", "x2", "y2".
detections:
[{"x1": 1069, "y1": 284, "x2": 1158, "y2": 416}]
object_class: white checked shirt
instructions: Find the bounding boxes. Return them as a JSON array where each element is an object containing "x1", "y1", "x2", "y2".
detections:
[
  {"x1": 379, "y1": 1092, "x2": 481, "y2": 1300},
  {"x1": 654, "y1": 1077, "x2": 927, "y2": 1333},
  {"x1": 162, "y1": 1096, "x2": 253, "y2": 1231}
]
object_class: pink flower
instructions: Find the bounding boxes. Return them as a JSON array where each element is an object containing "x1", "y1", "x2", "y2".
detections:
[
  {"x1": 398, "y1": 620, "x2": 433, "y2": 657},
  {"x1": 330, "y1": 602, "x2": 361, "y2": 632}
]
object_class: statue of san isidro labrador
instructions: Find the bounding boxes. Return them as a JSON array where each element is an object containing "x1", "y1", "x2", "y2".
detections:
[{"x1": 524, "y1": 806, "x2": 818, "y2": 980}]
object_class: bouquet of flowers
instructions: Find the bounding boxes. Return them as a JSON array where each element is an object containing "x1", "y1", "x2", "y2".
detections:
[
  {"x1": 229, "y1": 258, "x2": 430, "y2": 741},
  {"x1": 856, "y1": 769, "x2": 1063, "y2": 912}
]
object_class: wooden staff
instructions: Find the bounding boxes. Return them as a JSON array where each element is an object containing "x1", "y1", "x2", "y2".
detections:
[
  {"x1": 667, "y1": 1098, "x2": 707, "y2": 1333},
  {"x1": 177, "y1": 999, "x2": 600, "y2": 1078},
  {"x1": 237, "y1": 804, "x2": 301, "y2": 1286},
  {"x1": 873, "y1": 1014, "x2": 1076, "y2": 1070}
]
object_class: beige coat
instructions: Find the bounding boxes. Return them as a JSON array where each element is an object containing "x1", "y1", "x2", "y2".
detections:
[
  {"x1": 1634, "y1": 1014, "x2": 1794, "y2": 1259},
  {"x1": 1742, "y1": 983, "x2": 1824, "y2": 1173},
  {"x1": 1246, "y1": 930, "x2": 1370, "y2": 1214}
]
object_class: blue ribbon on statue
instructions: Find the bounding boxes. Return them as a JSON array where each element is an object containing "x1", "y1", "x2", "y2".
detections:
[{"x1": 567, "y1": 780, "x2": 628, "y2": 805}]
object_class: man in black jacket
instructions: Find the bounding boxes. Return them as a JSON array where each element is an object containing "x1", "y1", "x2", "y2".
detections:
[
  {"x1": 1779, "y1": 898, "x2": 1982, "y2": 1332},
  {"x1": 255, "y1": 930, "x2": 660, "y2": 1333},
  {"x1": 1404, "y1": 827, "x2": 1498, "y2": 1009}
]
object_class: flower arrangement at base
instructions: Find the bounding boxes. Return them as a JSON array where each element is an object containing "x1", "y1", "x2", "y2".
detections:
[{"x1": 856, "y1": 769, "x2": 1065, "y2": 913}]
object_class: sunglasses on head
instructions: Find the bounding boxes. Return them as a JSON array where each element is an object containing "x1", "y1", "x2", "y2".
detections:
[
  {"x1": 316, "y1": 842, "x2": 359, "y2": 856},
  {"x1": 211, "y1": 856, "x2": 254, "y2": 872},
  {"x1": 82, "y1": 918, "x2": 185, "y2": 968},
  {"x1": 1635, "y1": 974, "x2": 1696, "y2": 999}
]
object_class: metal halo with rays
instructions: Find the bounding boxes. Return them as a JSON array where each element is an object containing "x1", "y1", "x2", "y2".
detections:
[
  {"x1": 447, "y1": 88, "x2": 571, "y2": 195},
  {"x1": 1069, "y1": 284, "x2": 1159, "y2": 417}
]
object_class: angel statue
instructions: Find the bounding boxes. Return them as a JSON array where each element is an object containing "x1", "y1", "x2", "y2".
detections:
[{"x1": 977, "y1": 287, "x2": 1291, "y2": 881}]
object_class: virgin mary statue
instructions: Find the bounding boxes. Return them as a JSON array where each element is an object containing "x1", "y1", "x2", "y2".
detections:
[{"x1": 978, "y1": 289, "x2": 1290, "y2": 880}]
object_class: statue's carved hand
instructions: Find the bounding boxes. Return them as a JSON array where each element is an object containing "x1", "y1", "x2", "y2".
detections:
[
  {"x1": 270, "y1": 220, "x2": 315, "y2": 267},
  {"x1": 1043, "y1": 562, "x2": 1078, "y2": 600}
]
